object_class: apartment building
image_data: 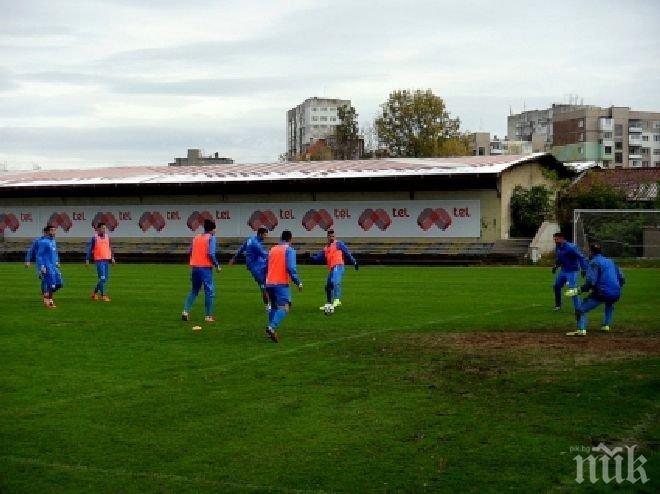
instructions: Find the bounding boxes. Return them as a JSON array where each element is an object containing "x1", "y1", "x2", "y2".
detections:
[
  {"x1": 552, "y1": 107, "x2": 660, "y2": 168},
  {"x1": 287, "y1": 97, "x2": 351, "y2": 159},
  {"x1": 507, "y1": 104, "x2": 586, "y2": 153}
]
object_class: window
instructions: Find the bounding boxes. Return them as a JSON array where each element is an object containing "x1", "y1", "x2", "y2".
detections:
[
  {"x1": 579, "y1": 133, "x2": 584, "y2": 141},
  {"x1": 642, "y1": 135, "x2": 649, "y2": 141},
  {"x1": 312, "y1": 116, "x2": 318, "y2": 121},
  {"x1": 602, "y1": 160, "x2": 611, "y2": 167},
  {"x1": 654, "y1": 121, "x2": 660, "y2": 129},
  {"x1": 642, "y1": 161, "x2": 649, "y2": 166},
  {"x1": 312, "y1": 107, "x2": 317, "y2": 111},
  {"x1": 654, "y1": 149, "x2": 660, "y2": 155},
  {"x1": 642, "y1": 148, "x2": 649, "y2": 155},
  {"x1": 655, "y1": 161, "x2": 660, "y2": 167},
  {"x1": 604, "y1": 146, "x2": 612, "y2": 154},
  {"x1": 478, "y1": 147, "x2": 485, "y2": 156},
  {"x1": 615, "y1": 141, "x2": 623, "y2": 150},
  {"x1": 320, "y1": 116, "x2": 327, "y2": 121},
  {"x1": 321, "y1": 107, "x2": 327, "y2": 111},
  {"x1": 578, "y1": 119, "x2": 584, "y2": 128},
  {"x1": 603, "y1": 132, "x2": 612, "y2": 139},
  {"x1": 615, "y1": 152, "x2": 623, "y2": 164},
  {"x1": 654, "y1": 135, "x2": 660, "y2": 142},
  {"x1": 330, "y1": 117, "x2": 336, "y2": 121},
  {"x1": 578, "y1": 146, "x2": 583, "y2": 154},
  {"x1": 615, "y1": 124, "x2": 623, "y2": 137}
]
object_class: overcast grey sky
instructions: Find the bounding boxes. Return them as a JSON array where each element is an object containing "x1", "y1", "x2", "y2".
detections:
[{"x1": 1, "y1": 0, "x2": 659, "y2": 169}]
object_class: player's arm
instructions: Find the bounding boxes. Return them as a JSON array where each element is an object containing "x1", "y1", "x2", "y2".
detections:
[
  {"x1": 572, "y1": 244, "x2": 589, "y2": 275},
  {"x1": 25, "y1": 240, "x2": 37, "y2": 266},
  {"x1": 337, "y1": 241, "x2": 358, "y2": 270},
  {"x1": 285, "y1": 247, "x2": 302, "y2": 288},
  {"x1": 580, "y1": 261, "x2": 599, "y2": 293},
  {"x1": 552, "y1": 248, "x2": 560, "y2": 273},
  {"x1": 85, "y1": 237, "x2": 94, "y2": 265},
  {"x1": 208, "y1": 236, "x2": 221, "y2": 271},
  {"x1": 229, "y1": 239, "x2": 248, "y2": 265},
  {"x1": 616, "y1": 265, "x2": 625, "y2": 287},
  {"x1": 309, "y1": 249, "x2": 325, "y2": 264}
]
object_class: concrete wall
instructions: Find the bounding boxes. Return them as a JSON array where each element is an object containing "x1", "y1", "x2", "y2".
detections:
[{"x1": 499, "y1": 163, "x2": 558, "y2": 239}]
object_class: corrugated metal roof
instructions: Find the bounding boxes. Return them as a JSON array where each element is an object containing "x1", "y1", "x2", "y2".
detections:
[
  {"x1": 568, "y1": 167, "x2": 660, "y2": 202},
  {"x1": 0, "y1": 153, "x2": 555, "y2": 188}
]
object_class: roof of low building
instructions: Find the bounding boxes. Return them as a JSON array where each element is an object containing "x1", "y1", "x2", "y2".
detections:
[
  {"x1": 0, "y1": 153, "x2": 564, "y2": 189},
  {"x1": 568, "y1": 167, "x2": 660, "y2": 201}
]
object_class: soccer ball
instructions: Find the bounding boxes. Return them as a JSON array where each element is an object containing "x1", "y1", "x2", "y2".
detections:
[{"x1": 323, "y1": 303, "x2": 334, "y2": 316}]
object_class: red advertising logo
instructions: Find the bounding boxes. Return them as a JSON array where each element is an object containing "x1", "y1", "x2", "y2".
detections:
[
  {"x1": 138, "y1": 211, "x2": 166, "y2": 232},
  {"x1": 248, "y1": 210, "x2": 278, "y2": 231},
  {"x1": 302, "y1": 209, "x2": 333, "y2": 231},
  {"x1": 92, "y1": 212, "x2": 118, "y2": 231},
  {"x1": 48, "y1": 212, "x2": 73, "y2": 232},
  {"x1": 417, "y1": 208, "x2": 452, "y2": 231},
  {"x1": 186, "y1": 210, "x2": 214, "y2": 231},
  {"x1": 0, "y1": 213, "x2": 20, "y2": 232},
  {"x1": 358, "y1": 208, "x2": 391, "y2": 231}
]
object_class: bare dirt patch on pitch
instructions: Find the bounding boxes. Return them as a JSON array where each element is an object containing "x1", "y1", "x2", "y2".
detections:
[{"x1": 394, "y1": 332, "x2": 660, "y2": 379}]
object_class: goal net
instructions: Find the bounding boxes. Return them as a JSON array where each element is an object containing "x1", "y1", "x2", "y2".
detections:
[{"x1": 573, "y1": 209, "x2": 660, "y2": 258}]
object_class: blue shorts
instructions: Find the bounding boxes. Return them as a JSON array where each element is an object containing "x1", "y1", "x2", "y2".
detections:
[
  {"x1": 96, "y1": 260, "x2": 110, "y2": 281},
  {"x1": 248, "y1": 265, "x2": 267, "y2": 288},
  {"x1": 42, "y1": 264, "x2": 63, "y2": 291},
  {"x1": 266, "y1": 285, "x2": 291, "y2": 306}
]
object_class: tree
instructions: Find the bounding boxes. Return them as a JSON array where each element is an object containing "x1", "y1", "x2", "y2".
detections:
[
  {"x1": 334, "y1": 105, "x2": 360, "y2": 159},
  {"x1": 374, "y1": 89, "x2": 469, "y2": 157},
  {"x1": 509, "y1": 185, "x2": 554, "y2": 237}
]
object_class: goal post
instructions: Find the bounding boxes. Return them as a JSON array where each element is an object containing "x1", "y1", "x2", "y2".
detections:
[{"x1": 573, "y1": 209, "x2": 660, "y2": 258}]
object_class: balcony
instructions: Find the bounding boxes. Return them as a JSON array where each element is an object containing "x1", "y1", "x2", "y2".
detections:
[
  {"x1": 599, "y1": 118, "x2": 613, "y2": 131},
  {"x1": 628, "y1": 123, "x2": 643, "y2": 133},
  {"x1": 629, "y1": 153, "x2": 643, "y2": 160},
  {"x1": 629, "y1": 134, "x2": 642, "y2": 144}
]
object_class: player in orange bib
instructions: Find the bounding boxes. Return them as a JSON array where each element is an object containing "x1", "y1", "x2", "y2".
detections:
[
  {"x1": 85, "y1": 222, "x2": 116, "y2": 301},
  {"x1": 264, "y1": 230, "x2": 303, "y2": 342},
  {"x1": 182, "y1": 219, "x2": 221, "y2": 323},
  {"x1": 310, "y1": 229, "x2": 358, "y2": 311}
]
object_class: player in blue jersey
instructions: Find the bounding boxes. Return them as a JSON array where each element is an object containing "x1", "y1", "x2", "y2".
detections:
[
  {"x1": 25, "y1": 226, "x2": 48, "y2": 268},
  {"x1": 229, "y1": 227, "x2": 270, "y2": 311},
  {"x1": 552, "y1": 232, "x2": 588, "y2": 311},
  {"x1": 565, "y1": 243, "x2": 625, "y2": 336},
  {"x1": 35, "y1": 225, "x2": 63, "y2": 308},
  {"x1": 310, "y1": 230, "x2": 358, "y2": 311}
]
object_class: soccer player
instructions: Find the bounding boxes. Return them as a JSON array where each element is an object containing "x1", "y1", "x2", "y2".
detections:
[
  {"x1": 228, "y1": 227, "x2": 270, "y2": 311},
  {"x1": 35, "y1": 224, "x2": 63, "y2": 308},
  {"x1": 181, "y1": 219, "x2": 221, "y2": 323},
  {"x1": 566, "y1": 243, "x2": 625, "y2": 337},
  {"x1": 25, "y1": 227, "x2": 48, "y2": 268},
  {"x1": 85, "y1": 222, "x2": 116, "y2": 301},
  {"x1": 310, "y1": 229, "x2": 358, "y2": 311},
  {"x1": 551, "y1": 232, "x2": 588, "y2": 311},
  {"x1": 265, "y1": 230, "x2": 303, "y2": 343}
]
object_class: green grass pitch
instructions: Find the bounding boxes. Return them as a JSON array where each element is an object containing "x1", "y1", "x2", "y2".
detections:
[{"x1": 1, "y1": 263, "x2": 658, "y2": 492}]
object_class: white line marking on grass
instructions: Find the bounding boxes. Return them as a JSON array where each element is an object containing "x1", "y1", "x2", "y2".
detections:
[
  {"x1": 2, "y1": 303, "x2": 543, "y2": 413},
  {"x1": 0, "y1": 455, "x2": 328, "y2": 494},
  {"x1": 196, "y1": 303, "x2": 545, "y2": 376}
]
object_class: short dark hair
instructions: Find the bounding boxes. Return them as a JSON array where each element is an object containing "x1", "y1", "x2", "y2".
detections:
[
  {"x1": 553, "y1": 232, "x2": 565, "y2": 238},
  {"x1": 43, "y1": 226, "x2": 51, "y2": 233},
  {"x1": 257, "y1": 227, "x2": 268, "y2": 235},
  {"x1": 326, "y1": 229, "x2": 335, "y2": 235},
  {"x1": 96, "y1": 222, "x2": 106, "y2": 228},
  {"x1": 589, "y1": 243, "x2": 602, "y2": 255},
  {"x1": 203, "y1": 219, "x2": 216, "y2": 232},
  {"x1": 281, "y1": 230, "x2": 292, "y2": 242}
]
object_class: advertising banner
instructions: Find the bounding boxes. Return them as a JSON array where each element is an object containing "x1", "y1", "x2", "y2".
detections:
[{"x1": 1, "y1": 200, "x2": 480, "y2": 238}]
